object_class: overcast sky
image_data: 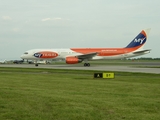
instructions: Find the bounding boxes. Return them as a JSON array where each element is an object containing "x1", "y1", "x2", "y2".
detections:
[{"x1": 0, "y1": 0, "x2": 160, "y2": 59}]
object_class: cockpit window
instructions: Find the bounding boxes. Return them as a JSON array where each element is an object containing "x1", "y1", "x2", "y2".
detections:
[{"x1": 24, "y1": 52, "x2": 28, "y2": 54}]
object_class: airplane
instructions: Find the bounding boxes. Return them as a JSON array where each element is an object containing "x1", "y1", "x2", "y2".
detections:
[
  {"x1": 13, "y1": 59, "x2": 24, "y2": 64},
  {"x1": 0, "y1": 59, "x2": 7, "y2": 64},
  {"x1": 21, "y1": 28, "x2": 151, "y2": 67}
]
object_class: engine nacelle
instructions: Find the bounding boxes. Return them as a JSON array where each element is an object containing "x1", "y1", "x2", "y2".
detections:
[{"x1": 66, "y1": 57, "x2": 81, "y2": 64}]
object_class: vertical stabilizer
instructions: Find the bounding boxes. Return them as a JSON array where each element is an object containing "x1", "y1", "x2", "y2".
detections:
[{"x1": 125, "y1": 28, "x2": 151, "y2": 48}]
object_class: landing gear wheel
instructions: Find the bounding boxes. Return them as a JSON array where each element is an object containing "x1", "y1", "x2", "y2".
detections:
[
  {"x1": 84, "y1": 63, "x2": 90, "y2": 67},
  {"x1": 35, "y1": 64, "x2": 38, "y2": 67}
]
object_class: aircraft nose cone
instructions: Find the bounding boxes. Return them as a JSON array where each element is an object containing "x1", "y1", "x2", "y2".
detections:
[{"x1": 21, "y1": 54, "x2": 25, "y2": 59}]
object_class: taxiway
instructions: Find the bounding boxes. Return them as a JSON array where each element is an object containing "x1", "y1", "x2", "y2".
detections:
[{"x1": 0, "y1": 64, "x2": 160, "y2": 74}]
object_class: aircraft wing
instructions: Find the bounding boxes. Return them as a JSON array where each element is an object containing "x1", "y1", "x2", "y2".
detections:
[
  {"x1": 76, "y1": 52, "x2": 98, "y2": 59},
  {"x1": 133, "y1": 49, "x2": 151, "y2": 54}
]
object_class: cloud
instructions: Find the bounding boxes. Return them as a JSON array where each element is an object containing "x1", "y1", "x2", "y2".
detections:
[
  {"x1": 41, "y1": 18, "x2": 51, "y2": 22},
  {"x1": 41, "y1": 17, "x2": 70, "y2": 22},
  {"x1": 2, "y1": 16, "x2": 12, "y2": 20},
  {"x1": 13, "y1": 28, "x2": 20, "y2": 32}
]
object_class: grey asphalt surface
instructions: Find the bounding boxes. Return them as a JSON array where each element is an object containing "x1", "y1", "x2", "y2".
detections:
[{"x1": 0, "y1": 63, "x2": 160, "y2": 74}]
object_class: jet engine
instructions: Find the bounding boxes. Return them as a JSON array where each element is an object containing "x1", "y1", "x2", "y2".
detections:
[{"x1": 66, "y1": 57, "x2": 82, "y2": 64}]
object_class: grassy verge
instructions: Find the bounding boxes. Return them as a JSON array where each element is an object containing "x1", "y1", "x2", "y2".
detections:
[{"x1": 0, "y1": 67, "x2": 160, "y2": 120}]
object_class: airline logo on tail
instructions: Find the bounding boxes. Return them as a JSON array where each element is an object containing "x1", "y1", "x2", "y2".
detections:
[
  {"x1": 126, "y1": 30, "x2": 147, "y2": 48},
  {"x1": 134, "y1": 37, "x2": 146, "y2": 44}
]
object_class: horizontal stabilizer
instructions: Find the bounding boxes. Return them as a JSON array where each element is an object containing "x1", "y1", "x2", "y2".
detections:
[{"x1": 133, "y1": 49, "x2": 151, "y2": 54}]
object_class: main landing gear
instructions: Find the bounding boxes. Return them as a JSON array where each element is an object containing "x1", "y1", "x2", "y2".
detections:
[
  {"x1": 83, "y1": 59, "x2": 90, "y2": 67},
  {"x1": 84, "y1": 63, "x2": 90, "y2": 67}
]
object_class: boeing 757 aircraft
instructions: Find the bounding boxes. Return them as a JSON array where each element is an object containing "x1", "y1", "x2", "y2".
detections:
[{"x1": 21, "y1": 29, "x2": 151, "y2": 66}]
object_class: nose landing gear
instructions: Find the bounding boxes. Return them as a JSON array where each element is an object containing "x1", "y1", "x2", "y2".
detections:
[{"x1": 35, "y1": 63, "x2": 39, "y2": 66}]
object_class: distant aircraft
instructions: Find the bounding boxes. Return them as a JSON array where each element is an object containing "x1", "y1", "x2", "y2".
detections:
[
  {"x1": 13, "y1": 60, "x2": 24, "y2": 64},
  {"x1": 0, "y1": 59, "x2": 7, "y2": 64},
  {"x1": 21, "y1": 29, "x2": 151, "y2": 66}
]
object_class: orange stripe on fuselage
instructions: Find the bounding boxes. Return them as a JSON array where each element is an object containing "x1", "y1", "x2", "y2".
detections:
[{"x1": 71, "y1": 45, "x2": 142, "y2": 56}]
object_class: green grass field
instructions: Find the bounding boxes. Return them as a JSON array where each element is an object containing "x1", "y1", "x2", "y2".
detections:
[{"x1": 0, "y1": 67, "x2": 160, "y2": 120}]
